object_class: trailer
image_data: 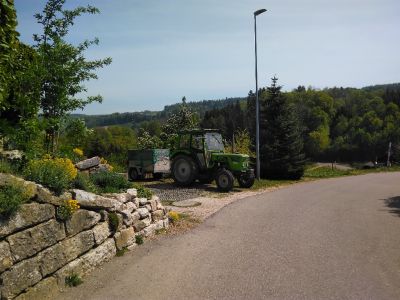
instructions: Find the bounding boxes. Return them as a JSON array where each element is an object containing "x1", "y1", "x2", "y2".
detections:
[{"x1": 127, "y1": 149, "x2": 170, "y2": 180}]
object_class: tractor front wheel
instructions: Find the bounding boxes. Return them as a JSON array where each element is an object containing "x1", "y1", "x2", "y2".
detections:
[
  {"x1": 129, "y1": 168, "x2": 139, "y2": 181},
  {"x1": 216, "y1": 169, "x2": 234, "y2": 192},
  {"x1": 238, "y1": 172, "x2": 255, "y2": 188},
  {"x1": 171, "y1": 155, "x2": 198, "y2": 186}
]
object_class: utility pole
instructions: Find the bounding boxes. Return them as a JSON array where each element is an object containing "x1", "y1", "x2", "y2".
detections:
[{"x1": 387, "y1": 141, "x2": 392, "y2": 167}]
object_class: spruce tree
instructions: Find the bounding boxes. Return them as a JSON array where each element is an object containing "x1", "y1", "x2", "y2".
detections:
[{"x1": 260, "y1": 77, "x2": 306, "y2": 179}]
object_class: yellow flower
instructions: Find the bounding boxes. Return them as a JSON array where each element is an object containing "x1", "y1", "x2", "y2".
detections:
[
  {"x1": 168, "y1": 211, "x2": 180, "y2": 223},
  {"x1": 73, "y1": 148, "x2": 84, "y2": 157}
]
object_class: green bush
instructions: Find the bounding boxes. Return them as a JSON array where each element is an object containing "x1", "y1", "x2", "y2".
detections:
[
  {"x1": 135, "y1": 234, "x2": 144, "y2": 245},
  {"x1": 0, "y1": 183, "x2": 31, "y2": 218},
  {"x1": 0, "y1": 160, "x2": 13, "y2": 174},
  {"x1": 108, "y1": 212, "x2": 120, "y2": 233},
  {"x1": 90, "y1": 171, "x2": 131, "y2": 193},
  {"x1": 131, "y1": 182, "x2": 153, "y2": 199},
  {"x1": 72, "y1": 172, "x2": 98, "y2": 194},
  {"x1": 24, "y1": 158, "x2": 77, "y2": 195},
  {"x1": 65, "y1": 273, "x2": 83, "y2": 287}
]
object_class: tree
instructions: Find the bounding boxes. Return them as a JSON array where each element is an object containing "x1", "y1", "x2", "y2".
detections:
[
  {"x1": 34, "y1": 0, "x2": 112, "y2": 153},
  {"x1": 260, "y1": 77, "x2": 306, "y2": 179}
]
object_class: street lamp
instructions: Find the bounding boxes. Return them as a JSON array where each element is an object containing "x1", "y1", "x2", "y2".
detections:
[{"x1": 254, "y1": 8, "x2": 267, "y2": 180}]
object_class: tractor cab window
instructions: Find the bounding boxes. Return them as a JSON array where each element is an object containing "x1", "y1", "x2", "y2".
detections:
[
  {"x1": 204, "y1": 132, "x2": 224, "y2": 151},
  {"x1": 179, "y1": 134, "x2": 191, "y2": 149},
  {"x1": 191, "y1": 135, "x2": 203, "y2": 150}
]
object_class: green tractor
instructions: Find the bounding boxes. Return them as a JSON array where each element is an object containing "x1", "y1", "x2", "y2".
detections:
[{"x1": 170, "y1": 129, "x2": 255, "y2": 192}]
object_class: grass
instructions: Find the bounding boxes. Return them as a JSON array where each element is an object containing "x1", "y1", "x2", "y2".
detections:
[
  {"x1": 116, "y1": 247, "x2": 128, "y2": 257},
  {"x1": 135, "y1": 234, "x2": 144, "y2": 245},
  {"x1": 65, "y1": 274, "x2": 83, "y2": 287}
]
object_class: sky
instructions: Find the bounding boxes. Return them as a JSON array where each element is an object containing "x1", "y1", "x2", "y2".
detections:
[{"x1": 14, "y1": 0, "x2": 400, "y2": 115}]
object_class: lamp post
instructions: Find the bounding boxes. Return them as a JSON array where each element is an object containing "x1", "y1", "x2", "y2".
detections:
[{"x1": 254, "y1": 8, "x2": 267, "y2": 180}]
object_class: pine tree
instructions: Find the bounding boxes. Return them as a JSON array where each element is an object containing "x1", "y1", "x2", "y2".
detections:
[{"x1": 260, "y1": 77, "x2": 306, "y2": 179}]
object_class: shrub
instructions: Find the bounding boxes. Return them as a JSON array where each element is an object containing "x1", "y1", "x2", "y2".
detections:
[
  {"x1": 90, "y1": 171, "x2": 131, "y2": 193},
  {"x1": 108, "y1": 212, "x2": 120, "y2": 233},
  {"x1": 168, "y1": 211, "x2": 180, "y2": 224},
  {"x1": 24, "y1": 157, "x2": 77, "y2": 195},
  {"x1": 116, "y1": 247, "x2": 128, "y2": 257},
  {"x1": 57, "y1": 200, "x2": 80, "y2": 221},
  {"x1": 0, "y1": 160, "x2": 13, "y2": 174},
  {"x1": 65, "y1": 273, "x2": 83, "y2": 287},
  {"x1": 72, "y1": 172, "x2": 98, "y2": 194},
  {"x1": 0, "y1": 182, "x2": 32, "y2": 218},
  {"x1": 135, "y1": 234, "x2": 144, "y2": 245},
  {"x1": 131, "y1": 182, "x2": 153, "y2": 199}
]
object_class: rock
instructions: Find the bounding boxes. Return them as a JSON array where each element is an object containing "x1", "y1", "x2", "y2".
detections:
[
  {"x1": 14, "y1": 276, "x2": 58, "y2": 300},
  {"x1": 138, "y1": 198, "x2": 148, "y2": 206},
  {"x1": 114, "y1": 227, "x2": 135, "y2": 250},
  {"x1": 142, "y1": 224, "x2": 157, "y2": 237},
  {"x1": 155, "y1": 220, "x2": 164, "y2": 230},
  {"x1": 75, "y1": 156, "x2": 100, "y2": 171},
  {"x1": 0, "y1": 257, "x2": 42, "y2": 299},
  {"x1": 72, "y1": 189, "x2": 124, "y2": 211},
  {"x1": 151, "y1": 210, "x2": 165, "y2": 222},
  {"x1": 127, "y1": 243, "x2": 137, "y2": 251},
  {"x1": 145, "y1": 204, "x2": 152, "y2": 212},
  {"x1": 66, "y1": 209, "x2": 101, "y2": 236},
  {"x1": 126, "y1": 188, "x2": 137, "y2": 198},
  {"x1": 38, "y1": 230, "x2": 94, "y2": 277},
  {"x1": 7, "y1": 220, "x2": 65, "y2": 262},
  {"x1": 92, "y1": 222, "x2": 111, "y2": 245},
  {"x1": 0, "y1": 203, "x2": 55, "y2": 239},
  {"x1": 100, "y1": 210, "x2": 108, "y2": 221},
  {"x1": 102, "y1": 193, "x2": 131, "y2": 203},
  {"x1": 151, "y1": 195, "x2": 160, "y2": 202},
  {"x1": 55, "y1": 239, "x2": 116, "y2": 287},
  {"x1": 137, "y1": 207, "x2": 149, "y2": 219},
  {"x1": 0, "y1": 150, "x2": 23, "y2": 160},
  {"x1": 133, "y1": 217, "x2": 151, "y2": 232},
  {"x1": 36, "y1": 185, "x2": 71, "y2": 206},
  {"x1": 122, "y1": 211, "x2": 140, "y2": 227},
  {"x1": 126, "y1": 201, "x2": 137, "y2": 212},
  {"x1": 148, "y1": 200, "x2": 157, "y2": 212},
  {"x1": 163, "y1": 218, "x2": 169, "y2": 229},
  {"x1": 0, "y1": 241, "x2": 13, "y2": 273}
]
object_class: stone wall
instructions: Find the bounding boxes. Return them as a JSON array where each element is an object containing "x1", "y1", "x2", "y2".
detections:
[{"x1": 0, "y1": 173, "x2": 169, "y2": 300}]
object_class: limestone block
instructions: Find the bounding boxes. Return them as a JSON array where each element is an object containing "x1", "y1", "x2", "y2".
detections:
[
  {"x1": 7, "y1": 219, "x2": 65, "y2": 262},
  {"x1": 155, "y1": 220, "x2": 164, "y2": 230},
  {"x1": 66, "y1": 209, "x2": 101, "y2": 236},
  {"x1": 142, "y1": 224, "x2": 157, "y2": 237},
  {"x1": 138, "y1": 198, "x2": 148, "y2": 206},
  {"x1": 92, "y1": 222, "x2": 111, "y2": 245},
  {"x1": 148, "y1": 200, "x2": 157, "y2": 212},
  {"x1": 151, "y1": 195, "x2": 160, "y2": 202},
  {"x1": 163, "y1": 218, "x2": 169, "y2": 229},
  {"x1": 126, "y1": 188, "x2": 137, "y2": 198},
  {"x1": 114, "y1": 227, "x2": 135, "y2": 250},
  {"x1": 133, "y1": 217, "x2": 151, "y2": 232},
  {"x1": 38, "y1": 230, "x2": 94, "y2": 277},
  {"x1": 14, "y1": 276, "x2": 58, "y2": 300},
  {"x1": 0, "y1": 241, "x2": 13, "y2": 273},
  {"x1": 36, "y1": 185, "x2": 70, "y2": 206},
  {"x1": 151, "y1": 210, "x2": 165, "y2": 222},
  {"x1": 75, "y1": 156, "x2": 100, "y2": 170},
  {"x1": 0, "y1": 257, "x2": 42, "y2": 299},
  {"x1": 126, "y1": 201, "x2": 137, "y2": 212},
  {"x1": 0, "y1": 203, "x2": 54, "y2": 239},
  {"x1": 137, "y1": 207, "x2": 149, "y2": 219},
  {"x1": 72, "y1": 189, "x2": 124, "y2": 211},
  {"x1": 122, "y1": 211, "x2": 140, "y2": 227},
  {"x1": 102, "y1": 193, "x2": 131, "y2": 203},
  {"x1": 55, "y1": 239, "x2": 116, "y2": 287}
]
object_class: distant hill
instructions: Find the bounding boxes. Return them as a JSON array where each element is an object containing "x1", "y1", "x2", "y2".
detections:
[
  {"x1": 73, "y1": 83, "x2": 399, "y2": 128},
  {"x1": 72, "y1": 97, "x2": 246, "y2": 128}
]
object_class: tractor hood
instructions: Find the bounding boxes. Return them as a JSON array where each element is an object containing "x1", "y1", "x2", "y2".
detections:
[{"x1": 210, "y1": 152, "x2": 251, "y2": 171}]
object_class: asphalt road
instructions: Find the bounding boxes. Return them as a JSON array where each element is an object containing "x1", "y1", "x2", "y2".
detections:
[{"x1": 58, "y1": 172, "x2": 400, "y2": 300}]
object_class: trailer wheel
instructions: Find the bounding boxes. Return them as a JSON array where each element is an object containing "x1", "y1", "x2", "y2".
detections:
[
  {"x1": 171, "y1": 155, "x2": 198, "y2": 186},
  {"x1": 216, "y1": 169, "x2": 234, "y2": 192},
  {"x1": 129, "y1": 168, "x2": 139, "y2": 181}
]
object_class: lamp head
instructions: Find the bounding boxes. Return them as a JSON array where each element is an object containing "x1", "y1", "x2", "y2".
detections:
[{"x1": 254, "y1": 9, "x2": 267, "y2": 16}]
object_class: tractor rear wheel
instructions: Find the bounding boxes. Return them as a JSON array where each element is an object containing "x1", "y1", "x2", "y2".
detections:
[
  {"x1": 238, "y1": 172, "x2": 255, "y2": 188},
  {"x1": 216, "y1": 169, "x2": 234, "y2": 192},
  {"x1": 171, "y1": 155, "x2": 198, "y2": 186}
]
